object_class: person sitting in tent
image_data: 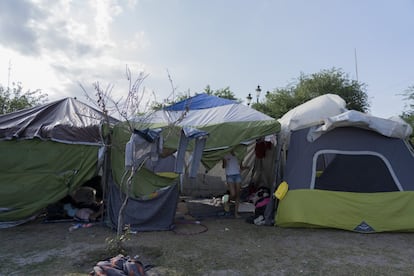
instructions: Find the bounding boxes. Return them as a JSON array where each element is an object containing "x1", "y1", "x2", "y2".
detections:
[
  {"x1": 222, "y1": 149, "x2": 248, "y2": 218},
  {"x1": 62, "y1": 187, "x2": 103, "y2": 222}
]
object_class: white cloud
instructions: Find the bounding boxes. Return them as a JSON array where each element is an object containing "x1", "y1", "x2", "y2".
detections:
[
  {"x1": 126, "y1": 31, "x2": 151, "y2": 51},
  {"x1": 0, "y1": 0, "x2": 43, "y2": 55},
  {"x1": 92, "y1": 0, "x2": 122, "y2": 48},
  {"x1": 0, "y1": 0, "x2": 159, "y2": 110},
  {"x1": 6, "y1": 0, "x2": 408, "y2": 119},
  {"x1": 0, "y1": 46, "x2": 61, "y2": 93}
]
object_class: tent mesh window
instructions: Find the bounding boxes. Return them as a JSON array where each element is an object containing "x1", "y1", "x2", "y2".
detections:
[{"x1": 314, "y1": 153, "x2": 399, "y2": 193}]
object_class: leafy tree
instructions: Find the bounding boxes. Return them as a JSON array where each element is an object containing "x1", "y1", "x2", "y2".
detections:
[
  {"x1": 150, "y1": 91, "x2": 190, "y2": 111},
  {"x1": 203, "y1": 85, "x2": 238, "y2": 101},
  {"x1": 253, "y1": 68, "x2": 369, "y2": 119},
  {"x1": 400, "y1": 85, "x2": 414, "y2": 143},
  {"x1": 150, "y1": 102, "x2": 163, "y2": 111},
  {"x1": 211, "y1": 86, "x2": 239, "y2": 101},
  {"x1": 204, "y1": 85, "x2": 214, "y2": 95},
  {"x1": 0, "y1": 82, "x2": 47, "y2": 114},
  {"x1": 401, "y1": 85, "x2": 414, "y2": 114},
  {"x1": 151, "y1": 85, "x2": 239, "y2": 110}
]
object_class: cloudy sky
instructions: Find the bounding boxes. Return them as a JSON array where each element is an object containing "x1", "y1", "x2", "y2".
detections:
[{"x1": 0, "y1": 0, "x2": 413, "y2": 118}]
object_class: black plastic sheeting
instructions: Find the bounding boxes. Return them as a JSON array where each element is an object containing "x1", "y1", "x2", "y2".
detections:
[{"x1": 0, "y1": 97, "x2": 118, "y2": 144}]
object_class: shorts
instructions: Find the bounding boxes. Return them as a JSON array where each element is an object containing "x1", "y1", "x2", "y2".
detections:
[{"x1": 226, "y1": 174, "x2": 242, "y2": 184}]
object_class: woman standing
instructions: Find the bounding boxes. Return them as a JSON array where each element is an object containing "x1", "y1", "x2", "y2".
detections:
[{"x1": 222, "y1": 150, "x2": 247, "y2": 218}]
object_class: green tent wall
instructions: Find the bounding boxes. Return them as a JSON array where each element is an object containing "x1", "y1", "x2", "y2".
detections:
[{"x1": 0, "y1": 98, "x2": 118, "y2": 226}]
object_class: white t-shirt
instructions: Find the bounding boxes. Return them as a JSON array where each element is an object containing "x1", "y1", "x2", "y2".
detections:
[{"x1": 223, "y1": 153, "x2": 240, "y2": 176}]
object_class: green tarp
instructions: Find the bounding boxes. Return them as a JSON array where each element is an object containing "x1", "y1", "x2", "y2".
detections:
[
  {"x1": 276, "y1": 189, "x2": 414, "y2": 232},
  {"x1": 111, "y1": 123, "x2": 179, "y2": 197},
  {"x1": 0, "y1": 98, "x2": 118, "y2": 225},
  {"x1": 0, "y1": 139, "x2": 99, "y2": 221}
]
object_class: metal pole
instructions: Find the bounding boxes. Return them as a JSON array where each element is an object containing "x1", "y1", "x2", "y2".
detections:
[{"x1": 354, "y1": 48, "x2": 359, "y2": 81}]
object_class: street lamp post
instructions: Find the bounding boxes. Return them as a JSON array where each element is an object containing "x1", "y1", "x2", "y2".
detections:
[
  {"x1": 255, "y1": 85, "x2": 262, "y2": 103},
  {"x1": 246, "y1": 93, "x2": 252, "y2": 106}
]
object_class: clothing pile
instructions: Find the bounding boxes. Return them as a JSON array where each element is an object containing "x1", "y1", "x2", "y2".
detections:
[
  {"x1": 245, "y1": 186, "x2": 271, "y2": 225},
  {"x1": 89, "y1": 254, "x2": 152, "y2": 275}
]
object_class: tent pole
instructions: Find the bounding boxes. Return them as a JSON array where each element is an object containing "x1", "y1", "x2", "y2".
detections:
[{"x1": 100, "y1": 134, "x2": 111, "y2": 226}]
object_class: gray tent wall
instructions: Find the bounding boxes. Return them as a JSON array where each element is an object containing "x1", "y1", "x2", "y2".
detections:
[
  {"x1": 285, "y1": 127, "x2": 414, "y2": 191},
  {"x1": 107, "y1": 176, "x2": 179, "y2": 231}
]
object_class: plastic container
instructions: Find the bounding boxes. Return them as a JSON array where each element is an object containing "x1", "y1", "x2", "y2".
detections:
[{"x1": 274, "y1": 181, "x2": 289, "y2": 200}]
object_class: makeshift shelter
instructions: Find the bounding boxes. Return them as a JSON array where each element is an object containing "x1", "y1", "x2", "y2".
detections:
[
  {"x1": 0, "y1": 98, "x2": 118, "y2": 228},
  {"x1": 107, "y1": 93, "x2": 280, "y2": 231},
  {"x1": 166, "y1": 93, "x2": 279, "y2": 194},
  {"x1": 161, "y1": 93, "x2": 279, "y2": 169},
  {"x1": 274, "y1": 94, "x2": 414, "y2": 232}
]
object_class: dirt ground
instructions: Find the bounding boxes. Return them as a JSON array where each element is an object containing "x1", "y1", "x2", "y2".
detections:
[{"x1": 1, "y1": 200, "x2": 414, "y2": 276}]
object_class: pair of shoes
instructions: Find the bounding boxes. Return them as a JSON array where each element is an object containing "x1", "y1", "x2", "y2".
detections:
[
  {"x1": 254, "y1": 215, "x2": 265, "y2": 225},
  {"x1": 217, "y1": 211, "x2": 232, "y2": 217}
]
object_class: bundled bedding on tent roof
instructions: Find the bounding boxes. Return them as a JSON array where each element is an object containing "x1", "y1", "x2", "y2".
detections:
[{"x1": 274, "y1": 95, "x2": 414, "y2": 232}]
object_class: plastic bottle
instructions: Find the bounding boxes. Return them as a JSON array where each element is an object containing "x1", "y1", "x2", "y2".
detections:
[
  {"x1": 69, "y1": 223, "x2": 82, "y2": 232},
  {"x1": 222, "y1": 194, "x2": 229, "y2": 203},
  {"x1": 69, "y1": 223, "x2": 93, "y2": 232}
]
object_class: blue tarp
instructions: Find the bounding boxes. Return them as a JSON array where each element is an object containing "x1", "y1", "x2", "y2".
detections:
[{"x1": 164, "y1": 93, "x2": 236, "y2": 111}]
